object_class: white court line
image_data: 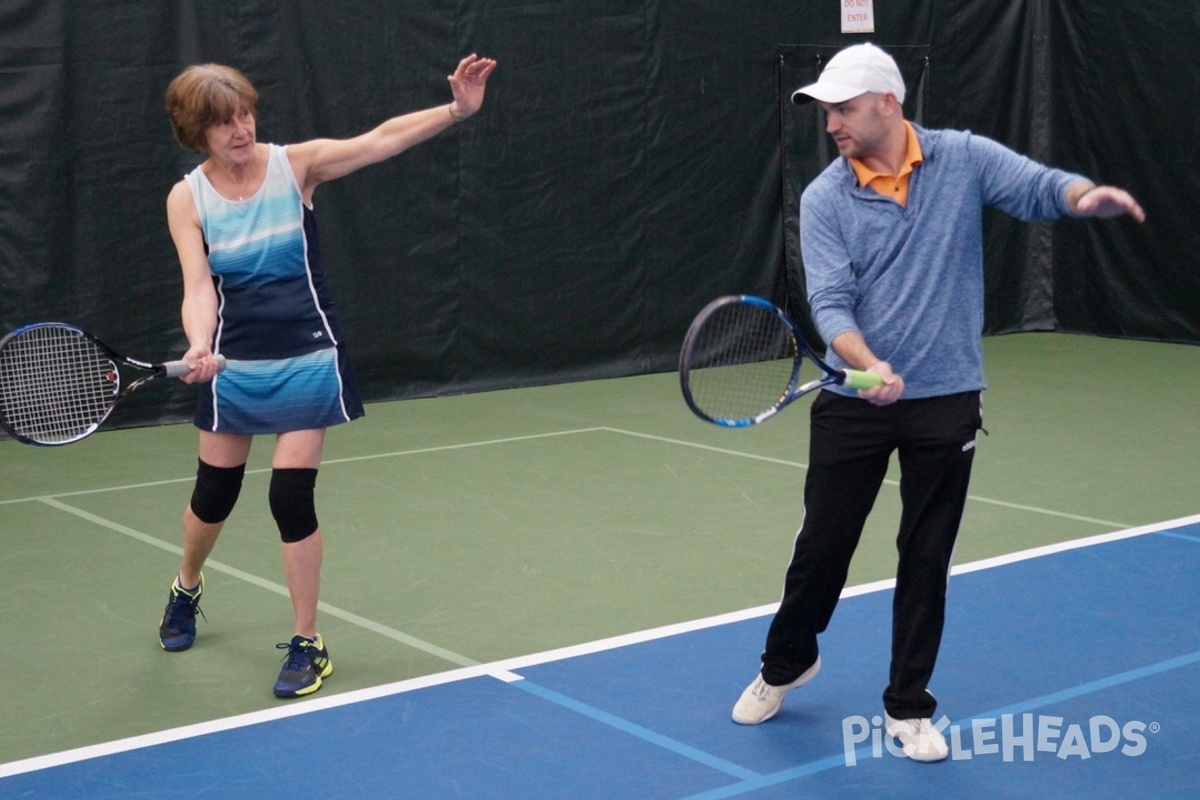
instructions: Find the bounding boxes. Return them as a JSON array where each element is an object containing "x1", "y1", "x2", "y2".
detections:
[
  {"x1": 36, "y1": 497, "x2": 482, "y2": 670},
  {"x1": 17, "y1": 424, "x2": 1134, "y2": 673},
  {"x1": 3, "y1": 513, "x2": 1197, "y2": 780},
  {"x1": 2, "y1": 426, "x2": 1182, "y2": 779},
  {"x1": 0, "y1": 428, "x2": 609, "y2": 506},
  {"x1": 0, "y1": 425, "x2": 1135, "y2": 529},
  {"x1": 601, "y1": 427, "x2": 1134, "y2": 529}
]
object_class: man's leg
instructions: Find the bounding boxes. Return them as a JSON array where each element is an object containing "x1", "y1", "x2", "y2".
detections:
[
  {"x1": 884, "y1": 392, "x2": 981, "y2": 719},
  {"x1": 734, "y1": 393, "x2": 893, "y2": 724},
  {"x1": 761, "y1": 453, "x2": 890, "y2": 682}
]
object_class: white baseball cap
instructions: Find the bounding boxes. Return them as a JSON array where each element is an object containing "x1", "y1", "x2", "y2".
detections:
[{"x1": 790, "y1": 43, "x2": 906, "y2": 105}]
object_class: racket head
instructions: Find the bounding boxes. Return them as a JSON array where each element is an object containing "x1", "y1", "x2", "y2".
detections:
[
  {"x1": 679, "y1": 295, "x2": 802, "y2": 427},
  {"x1": 0, "y1": 322, "x2": 122, "y2": 446}
]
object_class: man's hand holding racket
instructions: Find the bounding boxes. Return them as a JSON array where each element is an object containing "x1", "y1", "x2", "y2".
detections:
[
  {"x1": 827, "y1": 330, "x2": 904, "y2": 407},
  {"x1": 679, "y1": 295, "x2": 886, "y2": 427},
  {"x1": 856, "y1": 361, "x2": 904, "y2": 406}
]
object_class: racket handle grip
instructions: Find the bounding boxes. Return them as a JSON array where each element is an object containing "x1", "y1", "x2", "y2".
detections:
[
  {"x1": 163, "y1": 355, "x2": 228, "y2": 378},
  {"x1": 841, "y1": 369, "x2": 885, "y2": 390}
]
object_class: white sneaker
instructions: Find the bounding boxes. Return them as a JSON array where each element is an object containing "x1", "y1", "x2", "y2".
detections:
[
  {"x1": 884, "y1": 714, "x2": 949, "y2": 762},
  {"x1": 731, "y1": 657, "x2": 821, "y2": 725}
]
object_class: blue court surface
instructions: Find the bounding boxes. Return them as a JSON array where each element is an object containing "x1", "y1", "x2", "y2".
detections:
[{"x1": 4, "y1": 517, "x2": 1198, "y2": 798}]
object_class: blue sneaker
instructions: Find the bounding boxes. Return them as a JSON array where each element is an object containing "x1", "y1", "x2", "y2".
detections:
[
  {"x1": 158, "y1": 574, "x2": 205, "y2": 652},
  {"x1": 273, "y1": 634, "x2": 333, "y2": 698}
]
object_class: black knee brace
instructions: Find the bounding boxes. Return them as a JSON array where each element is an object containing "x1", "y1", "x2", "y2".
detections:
[
  {"x1": 189, "y1": 460, "x2": 246, "y2": 524},
  {"x1": 269, "y1": 468, "x2": 319, "y2": 543}
]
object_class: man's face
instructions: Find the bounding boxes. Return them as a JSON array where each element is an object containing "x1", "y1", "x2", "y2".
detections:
[{"x1": 818, "y1": 93, "x2": 890, "y2": 160}]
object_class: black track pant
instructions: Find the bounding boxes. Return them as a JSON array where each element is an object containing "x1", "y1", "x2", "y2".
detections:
[{"x1": 760, "y1": 390, "x2": 982, "y2": 719}]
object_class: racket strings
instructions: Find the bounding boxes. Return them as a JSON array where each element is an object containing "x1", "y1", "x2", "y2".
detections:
[
  {"x1": 0, "y1": 326, "x2": 117, "y2": 443},
  {"x1": 683, "y1": 302, "x2": 798, "y2": 422}
]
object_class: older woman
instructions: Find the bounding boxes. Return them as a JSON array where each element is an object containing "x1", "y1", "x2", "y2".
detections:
[{"x1": 157, "y1": 54, "x2": 496, "y2": 698}]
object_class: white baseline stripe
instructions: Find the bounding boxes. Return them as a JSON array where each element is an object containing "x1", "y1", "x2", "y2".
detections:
[{"x1": 4, "y1": 513, "x2": 1197, "y2": 780}]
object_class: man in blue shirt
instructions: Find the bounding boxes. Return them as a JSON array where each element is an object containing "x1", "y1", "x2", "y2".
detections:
[{"x1": 731, "y1": 42, "x2": 1144, "y2": 761}]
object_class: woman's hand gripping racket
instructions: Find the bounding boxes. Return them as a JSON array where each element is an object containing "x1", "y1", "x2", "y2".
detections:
[
  {"x1": 679, "y1": 295, "x2": 883, "y2": 427},
  {"x1": 0, "y1": 322, "x2": 226, "y2": 446}
]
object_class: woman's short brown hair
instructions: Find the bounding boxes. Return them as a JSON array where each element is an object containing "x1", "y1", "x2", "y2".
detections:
[{"x1": 165, "y1": 64, "x2": 259, "y2": 153}]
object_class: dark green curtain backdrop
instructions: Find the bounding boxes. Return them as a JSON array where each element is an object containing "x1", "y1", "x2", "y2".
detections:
[{"x1": 1, "y1": 1, "x2": 1196, "y2": 427}]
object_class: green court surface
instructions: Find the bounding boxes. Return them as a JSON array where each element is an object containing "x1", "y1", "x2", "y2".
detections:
[{"x1": 1, "y1": 332, "x2": 1196, "y2": 766}]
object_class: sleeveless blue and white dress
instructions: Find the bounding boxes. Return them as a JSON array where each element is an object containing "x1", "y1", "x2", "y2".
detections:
[{"x1": 184, "y1": 144, "x2": 364, "y2": 434}]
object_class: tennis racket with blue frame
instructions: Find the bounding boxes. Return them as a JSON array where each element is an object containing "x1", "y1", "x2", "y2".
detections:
[
  {"x1": 0, "y1": 322, "x2": 225, "y2": 446},
  {"x1": 679, "y1": 295, "x2": 883, "y2": 427}
]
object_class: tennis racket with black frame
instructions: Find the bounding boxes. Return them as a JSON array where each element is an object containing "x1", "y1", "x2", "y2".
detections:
[
  {"x1": 679, "y1": 295, "x2": 884, "y2": 427},
  {"x1": 0, "y1": 322, "x2": 225, "y2": 446}
]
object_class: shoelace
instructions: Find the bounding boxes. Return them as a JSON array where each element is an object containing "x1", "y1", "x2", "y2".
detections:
[
  {"x1": 277, "y1": 639, "x2": 316, "y2": 672},
  {"x1": 750, "y1": 677, "x2": 784, "y2": 701},
  {"x1": 165, "y1": 589, "x2": 206, "y2": 628}
]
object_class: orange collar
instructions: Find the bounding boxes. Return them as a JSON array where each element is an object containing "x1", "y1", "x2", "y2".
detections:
[{"x1": 850, "y1": 121, "x2": 924, "y2": 205}]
